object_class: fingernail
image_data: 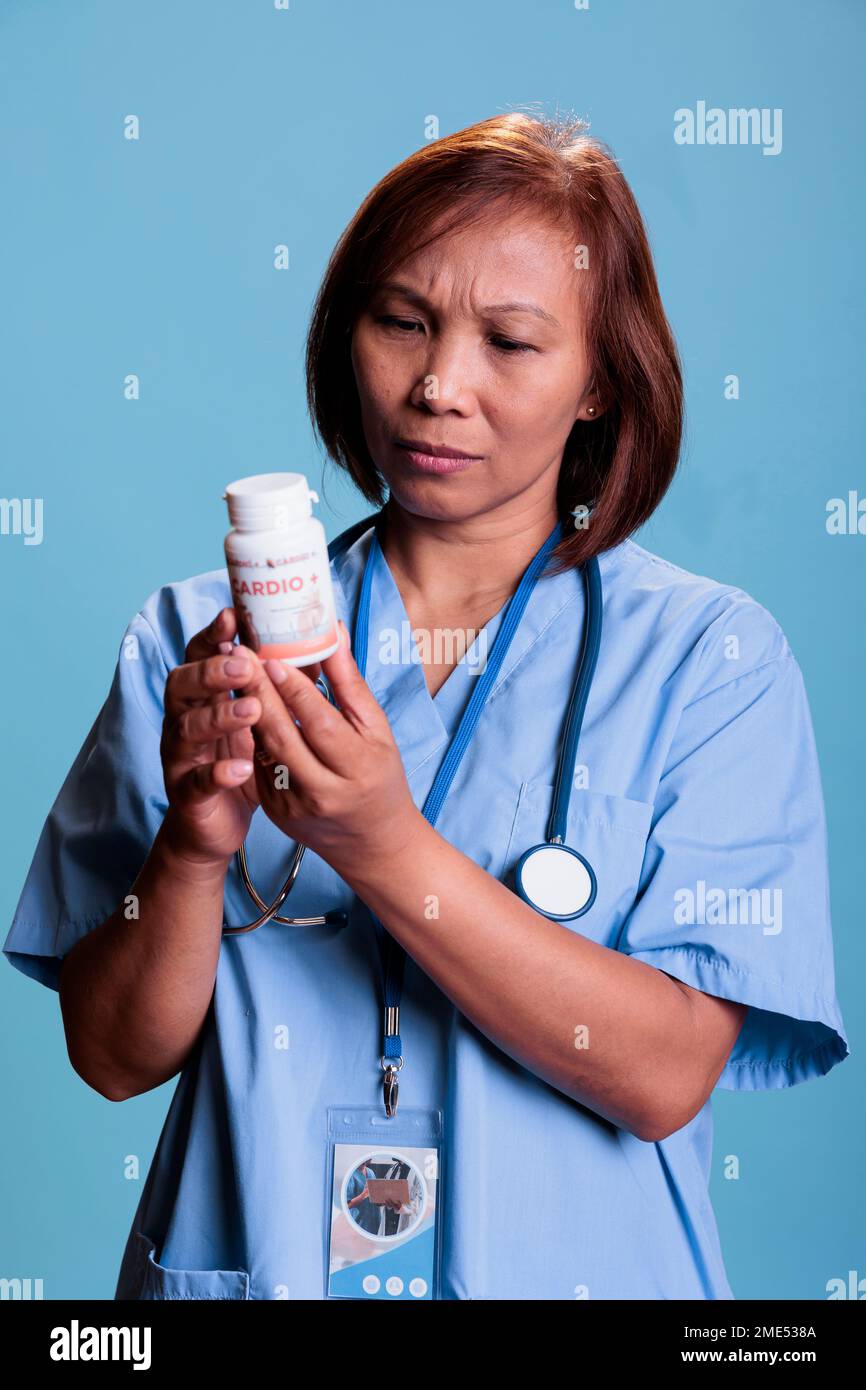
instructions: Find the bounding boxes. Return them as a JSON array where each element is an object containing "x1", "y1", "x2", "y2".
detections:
[
  {"x1": 265, "y1": 658, "x2": 288, "y2": 684},
  {"x1": 218, "y1": 641, "x2": 234, "y2": 655},
  {"x1": 229, "y1": 760, "x2": 253, "y2": 778},
  {"x1": 232, "y1": 698, "x2": 257, "y2": 717},
  {"x1": 225, "y1": 657, "x2": 249, "y2": 676}
]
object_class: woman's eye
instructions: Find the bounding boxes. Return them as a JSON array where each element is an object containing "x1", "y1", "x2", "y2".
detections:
[
  {"x1": 376, "y1": 317, "x2": 534, "y2": 354},
  {"x1": 378, "y1": 315, "x2": 422, "y2": 333},
  {"x1": 489, "y1": 336, "x2": 535, "y2": 354}
]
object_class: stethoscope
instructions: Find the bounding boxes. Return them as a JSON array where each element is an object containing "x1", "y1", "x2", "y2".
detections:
[{"x1": 221, "y1": 508, "x2": 602, "y2": 935}]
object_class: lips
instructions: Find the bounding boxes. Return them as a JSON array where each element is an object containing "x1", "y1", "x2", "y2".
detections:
[
  {"x1": 394, "y1": 439, "x2": 482, "y2": 475},
  {"x1": 396, "y1": 438, "x2": 482, "y2": 459}
]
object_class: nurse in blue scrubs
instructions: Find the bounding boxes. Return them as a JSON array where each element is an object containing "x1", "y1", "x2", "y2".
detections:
[{"x1": 4, "y1": 111, "x2": 849, "y2": 1300}]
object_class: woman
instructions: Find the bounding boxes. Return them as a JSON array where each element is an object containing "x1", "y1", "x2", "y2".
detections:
[{"x1": 4, "y1": 112, "x2": 848, "y2": 1300}]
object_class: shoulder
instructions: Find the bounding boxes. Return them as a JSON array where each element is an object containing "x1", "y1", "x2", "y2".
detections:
[
  {"x1": 599, "y1": 538, "x2": 794, "y2": 703},
  {"x1": 131, "y1": 567, "x2": 233, "y2": 667}
]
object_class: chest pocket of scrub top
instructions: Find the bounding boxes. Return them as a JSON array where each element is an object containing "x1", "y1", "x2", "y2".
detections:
[
  {"x1": 502, "y1": 784, "x2": 654, "y2": 949},
  {"x1": 129, "y1": 1231, "x2": 250, "y2": 1300}
]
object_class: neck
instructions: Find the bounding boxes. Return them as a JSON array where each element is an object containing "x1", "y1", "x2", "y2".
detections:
[{"x1": 379, "y1": 495, "x2": 560, "y2": 608}]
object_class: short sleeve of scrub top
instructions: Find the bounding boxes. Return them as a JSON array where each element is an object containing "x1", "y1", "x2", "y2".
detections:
[
  {"x1": 3, "y1": 606, "x2": 170, "y2": 992},
  {"x1": 616, "y1": 621, "x2": 848, "y2": 1091},
  {"x1": 2, "y1": 536, "x2": 850, "y2": 1301}
]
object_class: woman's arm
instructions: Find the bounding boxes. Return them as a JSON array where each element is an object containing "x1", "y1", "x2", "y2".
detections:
[
  {"x1": 59, "y1": 608, "x2": 266, "y2": 1102},
  {"x1": 59, "y1": 812, "x2": 230, "y2": 1101},
  {"x1": 337, "y1": 815, "x2": 746, "y2": 1142},
  {"x1": 242, "y1": 627, "x2": 747, "y2": 1143}
]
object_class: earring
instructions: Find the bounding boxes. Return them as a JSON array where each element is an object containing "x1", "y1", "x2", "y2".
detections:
[{"x1": 586, "y1": 406, "x2": 596, "y2": 417}]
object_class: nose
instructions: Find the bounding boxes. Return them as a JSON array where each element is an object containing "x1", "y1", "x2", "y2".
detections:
[{"x1": 409, "y1": 331, "x2": 477, "y2": 413}]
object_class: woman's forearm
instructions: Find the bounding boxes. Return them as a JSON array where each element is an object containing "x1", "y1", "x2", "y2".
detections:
[
  {"x1": 58, "y1": 811, "x2": 229, "y2": 1102},
  {"x1": 336, "y1": 813, "x2": 707, "y2": 1142}
]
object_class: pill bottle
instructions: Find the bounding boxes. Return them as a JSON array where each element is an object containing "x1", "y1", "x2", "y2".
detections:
[{"x1": 222, "y1": 472, "x2": 339, "y2": 666}]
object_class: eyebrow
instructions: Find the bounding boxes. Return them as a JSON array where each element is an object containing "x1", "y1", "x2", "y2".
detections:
[{"x1": 373, "y1": 280, "x2": 562, "y2": 329}]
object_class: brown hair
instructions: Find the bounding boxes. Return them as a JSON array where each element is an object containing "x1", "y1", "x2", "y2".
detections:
[{"x1": 305, "y1": 110, "x2": 683, "y2": 573}]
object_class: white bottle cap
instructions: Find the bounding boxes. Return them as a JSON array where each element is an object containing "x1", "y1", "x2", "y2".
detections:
[{"x1": 222, "y1": 472, "x2": 320, "y2": 531}]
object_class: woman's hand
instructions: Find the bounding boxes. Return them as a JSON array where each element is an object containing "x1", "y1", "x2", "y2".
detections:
[
  {"x1": 241, "y1": 620, "x2": 424, "y2": 881},
  {"x1": 160, "y1": 607, "x2": 266, "y2": 868}
]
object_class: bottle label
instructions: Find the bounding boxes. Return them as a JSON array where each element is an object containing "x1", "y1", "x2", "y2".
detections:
[{"x1": 227, "y1": 542, "x2": 338, "y2": 663}]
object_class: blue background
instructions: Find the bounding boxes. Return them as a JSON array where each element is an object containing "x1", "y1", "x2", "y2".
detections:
[{"x1": 1, "y1": 0, "x2": 862, "y2": 1300}]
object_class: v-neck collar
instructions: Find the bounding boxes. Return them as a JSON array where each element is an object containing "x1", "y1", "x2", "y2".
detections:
[
  {"x1": 331, "y1": 519, "x2": 586, "y2": 775},
  {"x1": 369, "y1": 532, "x2": 511, "y2": 735}
]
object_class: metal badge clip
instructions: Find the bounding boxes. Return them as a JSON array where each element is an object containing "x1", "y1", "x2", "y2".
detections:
[{"x1": 381, "y1": 1055, "x2": 404, "y2": 1118}]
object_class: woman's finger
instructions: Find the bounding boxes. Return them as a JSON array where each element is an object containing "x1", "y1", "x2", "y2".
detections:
[
  {"x1": 165, "y1": 648, "x2": 260, "y2": 719},
  {"x1": 184, "y1": 607, "x2": 238, "y2": 664},
  {"x1": 261, "y1": 658, "x2": 358, "y2": 775},
  {"x1": 241, "y1": 658, "x2": 342, "y2": 787},
  {"x1": 167, "y1": 694, "x2": 262, "y2": 759},
  {"x1": 224, "y1": 721, "x2": 256, "y2": 765},
  {"x1": 172, "y1": 756, "x2": 255, "y2": 806},
  {"x1": 318, "y1": 621, "x2": 387, "y2": 735}
]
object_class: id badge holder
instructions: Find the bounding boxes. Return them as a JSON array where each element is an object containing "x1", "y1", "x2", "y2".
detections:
[{"x1": 325, "y1": 1106, "x2": 443, "y2": 1301}]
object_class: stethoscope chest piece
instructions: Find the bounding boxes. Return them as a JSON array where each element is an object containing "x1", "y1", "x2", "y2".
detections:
[{"x1": 514, "y1": 842, "x2": 597, "y2": 921}]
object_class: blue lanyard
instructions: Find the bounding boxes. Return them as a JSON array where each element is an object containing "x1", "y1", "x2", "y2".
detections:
[{"x1": 350, "y1": 514, "x2": 565, "y2": 1110}]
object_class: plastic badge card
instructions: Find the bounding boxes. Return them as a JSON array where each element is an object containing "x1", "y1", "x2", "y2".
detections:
[{"x1": 326, "y1": 1107, "x2": 443, "y2": 1300}]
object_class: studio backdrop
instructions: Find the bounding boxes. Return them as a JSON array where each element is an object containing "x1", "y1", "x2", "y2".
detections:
[{"x1": 0, "y1": 0, "x2": 862, "y2": 1301}]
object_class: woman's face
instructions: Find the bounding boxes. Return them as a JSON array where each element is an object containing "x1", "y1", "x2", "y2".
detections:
[{"x1": 350, "y1": 204, "x2": 597, "y2": 525}]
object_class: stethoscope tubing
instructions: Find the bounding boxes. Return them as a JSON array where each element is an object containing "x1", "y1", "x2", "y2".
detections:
[{"x1": 548, "y1": 554, "x2": 603, "y2": 844}]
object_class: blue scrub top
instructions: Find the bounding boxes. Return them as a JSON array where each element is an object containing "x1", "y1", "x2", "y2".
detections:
[{"x1": 4, "y1": 527, "x2": 850, "y2": 1300}]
